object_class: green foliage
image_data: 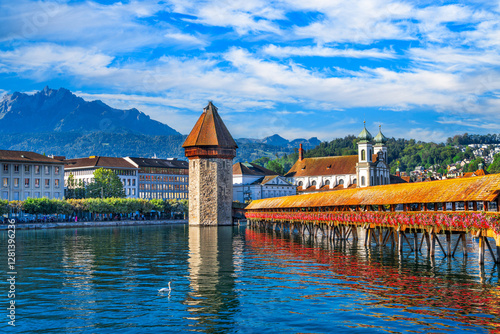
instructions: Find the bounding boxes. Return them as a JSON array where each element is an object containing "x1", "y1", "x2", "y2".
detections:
[
  {"x1": 265, "y1": 159, "x2": 285, "y2": 175},
  {"x1": 488, "y1": 153, "x2": 500, "y2": 174},
  {"x1": 0, "y1": 200, "x2": 9, "y2": 215},
  {"x1": 86, "y1": 168, "x2": 126, "y2": 198},
  {"x1": 464, "y1": 157, "x2": 485, "y2": 173},
  {"x1": 66, "y1": 173, "x2": 86, "y2": 199},
  {"x1": 252, "y1": 156, "x2": 271, "y2": 167}
]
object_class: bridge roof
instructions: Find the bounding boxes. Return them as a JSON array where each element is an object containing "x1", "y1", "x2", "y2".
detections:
[{"x1": 245, "y1": 173, "x2": 500, "y2": 210}]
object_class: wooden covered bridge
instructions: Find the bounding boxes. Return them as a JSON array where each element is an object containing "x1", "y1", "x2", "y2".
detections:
[{"x1": 245, "y1": 173, "x2": 500, "y2": 264}]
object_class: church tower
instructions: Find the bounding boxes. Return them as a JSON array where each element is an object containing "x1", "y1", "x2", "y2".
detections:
[
  {"x1": 356, "y1": 122, "x2": 373, "y2": 188},
  {"x1": 183, "y1": 102, "x2": 238, "y2": 225},
  {"x1": 373, "y1": 125, "x2": 388, "y2": 162}
]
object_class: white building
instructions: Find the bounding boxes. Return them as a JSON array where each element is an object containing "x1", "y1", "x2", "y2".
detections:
[
  {"x1": 285, "y1": 124, "x2": 390, "y2": 193},
  {"x1": 64, "y1": 156, "x2": 139, "y2": 198},
  {"x1": 124, "y1": 157, "x2": 188, "y2": 200},
  {"x1": 233, "y1": 162, "x2": 295, "y2": 202},
  {"x1": 0, "y1": 150, "x2": 65, "y2": 200}
]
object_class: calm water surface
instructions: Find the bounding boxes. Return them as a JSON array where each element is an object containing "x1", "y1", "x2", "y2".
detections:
[{"x1": 2, "y1": 224, "x2": 500, "y2": 333}]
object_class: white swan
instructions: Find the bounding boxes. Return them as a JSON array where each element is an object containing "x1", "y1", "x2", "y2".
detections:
[{"x1": 158, "y1": 282, "x2": 171, "y2": 293}]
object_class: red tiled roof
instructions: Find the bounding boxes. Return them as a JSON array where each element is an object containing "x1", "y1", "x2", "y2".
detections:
[
  {"x1": 182, "y1": 102, "x2": 237, "y2": 149},
  {"x1": 299, "y1": 183, "x2": 356, "y2": 193},
  {"x1": 285, "y1": 155, "x2": 358, "y2": 177},
  {"x1": 65, "y1": 156, "x2": 137, "y2": 169},
  {"x1": 0, "y1": 150, "x2": 63, "y2": 164}
]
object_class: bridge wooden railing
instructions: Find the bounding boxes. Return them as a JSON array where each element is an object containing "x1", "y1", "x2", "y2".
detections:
[{"x1": 245, "y1": 210, "x2": 500, "y2": 234}]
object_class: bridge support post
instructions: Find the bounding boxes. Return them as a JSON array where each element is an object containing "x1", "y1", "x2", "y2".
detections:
[
  {"x1": 462, "y1": 233, "x2": 468, "y2": 257},
  {"x1": 446, "y1": 232, "x2": 452, "y2": 258},
  {"x1": 429, "y1": 231, "x2": 436, "y2": 258},
  {"x1": 479, "y1": 232, "x2": 485, "y2": 265},
  {"x1": 398, "y1": 230, "x2": 403, "y2": 253},
  {"x1": 414, "y1": 231, "x2": 418, "y2": 256}
]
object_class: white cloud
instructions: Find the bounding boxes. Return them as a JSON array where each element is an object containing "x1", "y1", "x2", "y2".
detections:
[
  {"x1": 263, "y1": 45, "x2": 397, "y2": 59},
  {"x1": 0, "y1": 44, "x2": 114, "y2": 79}
]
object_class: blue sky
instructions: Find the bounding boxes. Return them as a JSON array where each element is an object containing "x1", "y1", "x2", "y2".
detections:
[{"x1": 1, "y1": 0, "x2": 499, "y2": 142}]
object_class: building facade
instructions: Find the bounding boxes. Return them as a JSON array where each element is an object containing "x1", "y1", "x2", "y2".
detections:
[
  {"x1": 233, "y1": 162, "x2": 295, "y2": 202},
  {"x1": 124, "y1": 157, "x2": 188, "y2": 200},
  {"x1": 0, "y1": 150, "x2": 65, "y2": 200},
  {"x1": 183, "y1": 102, "x2": 237, "y2": 226},
  {"x1": 285, "y1": 125, "x2": 390, "y2": 193},
  {"x1": 64, "y1": 156, "x2": 139, "y2": 198}
]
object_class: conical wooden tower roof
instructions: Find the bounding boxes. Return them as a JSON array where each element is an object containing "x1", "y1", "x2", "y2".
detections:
[{"x1": 183, "y1": 102, "x2": 237, "y2": 159}]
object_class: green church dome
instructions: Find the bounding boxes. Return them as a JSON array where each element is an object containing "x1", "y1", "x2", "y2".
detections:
[
  {"x1": 374, "y1": 125, "x2": 387, "y2": 144},
  {"x1": 357, "y1": 122, "x2": 373, "y2": 143}
]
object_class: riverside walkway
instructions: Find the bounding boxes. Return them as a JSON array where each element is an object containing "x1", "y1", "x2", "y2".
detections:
[{"x1": 245, "y1": 173, "x2": 500, "y2": 264}]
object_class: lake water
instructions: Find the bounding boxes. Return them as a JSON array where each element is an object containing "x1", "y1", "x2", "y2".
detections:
[{"x1": 2, "y1": 224, "x2": 500, "y2": 333}]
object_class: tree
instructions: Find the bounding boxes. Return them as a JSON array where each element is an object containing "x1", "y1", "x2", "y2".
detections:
[
  {"x1": 265, "y1": 160, "x2": 285, "y2": 175},
  {"x1": 86, "y1": 168, "x2": 126, "y2": 198},
  {"x1": 488, "y1": 153, "x2": 500, "y2": 174},
  {"x1": 66, "y1": 173, "x2": 86, "y2": 199},
  {"x1": 252, "y1": 156, "x2": 271, "y2": 167}
]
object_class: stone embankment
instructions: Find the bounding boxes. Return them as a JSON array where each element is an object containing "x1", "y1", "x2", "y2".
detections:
[{"x1": 0, "y1": 219, "x2": 188, "y2": 230}]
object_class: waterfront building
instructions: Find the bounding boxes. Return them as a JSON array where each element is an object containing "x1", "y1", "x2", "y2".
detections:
[
  {"x1": 183, "y1": 102, "x2": 237, "y2": 225},
  {"x1": 285, "y1": 124, "x2": 390, "y2": 193},
  {"x1": 64, "y1": 156, "x2": 139, "y2": 198},
  {"x1": 0, "y1": 149, "x2": 65, "y2": 200},
  {"x1": 233, "y1": 162, "x2": 296, "y2": 202},
  {"x1": 124, "y1": 157, "x2": 188, "y2": 200}
]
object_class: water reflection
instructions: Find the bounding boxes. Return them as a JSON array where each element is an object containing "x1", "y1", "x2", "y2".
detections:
[
  {"x1": 246, "y1": 229, "x2": 500, "y2": 331},
  {"x1": 186, "y1": 226, "x2": 239, "y2": 332}
]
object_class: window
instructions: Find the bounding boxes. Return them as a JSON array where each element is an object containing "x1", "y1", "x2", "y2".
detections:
[
  {"x1": 13, "y1": 178, "x2": 19, "y2": 188},
  {"x1": 35, "y1": 165, "x2": 40, "y2": 174},
  {"x1": 35, "y1": 179, "x2": 40, "y2": 188},
  {"x1": 353, "y1": 178, "x2": 357, "y2": 185},
  {"x1": 3, "y1": 164, "x2": 8, "y2": 172},
  {"x1": 311, "y1": 180, "x2": 317, "y2": 186},
  {"x1": 2, "y1": 178, "x2": 8, "y2": 187},
  {"x1": 132, "y1": 189, "x2": 136, "y2": 195},
  {"x1": 54, "y1": 166, "x2": 60, "y2": 175},
  {"x1": 24, "y1": 192, "x2": 30, "y2": 200},
  {"x1": 361, "y1": 149, "x2": 366, "y2": 161},
  {"x1": 45, "y1": 179, "x2": 50, "y2": 187},
  {"x1": 132, "y1": 179, "x2": 136, "y2": 186},
  {"x1": 55, "y1": 179, "x2": 59, "y2": 188},
  {"x1": 14, "y1": 165, "x2": 19, "y2": 173},
  {"x1": 45, "y1": 166, "x2": 50, "y2": 175},
  {"x1": 54, "y1": 192, "x2": 60, "y2": 199},
  {"x1": 34, "y1": 192, "x2": 40, "y2": 198},
  {"x1": 13, "y1": 192, "x2": 19, "y2": 200},
  {"x1": 128, "y1": 179, "x2": 131, "y2": 186},
  {"x1": 44, "y1": 192, "x2": 50, "y2": 198},
  {"x1": 361, "y1": 176, "x2": 365, "y2": 186},
  {"x1": 25, "y1": 165, "x2": 30, "y2": 173},
  {"x1": 298, "y1": 181, "x2": 303, "y2": 187},
  {"x1": 25, "y1": 179, "x2": 30, "y2": 187},
  {"x1": 2, "y1": 192, "x2": 7, "y2": 200},
  {"x1": 325, "y1": 180, "x2": 330, "y2": 186},
  {"x1": 339, "y1": 179, "x2": 344, "y2": 185}
]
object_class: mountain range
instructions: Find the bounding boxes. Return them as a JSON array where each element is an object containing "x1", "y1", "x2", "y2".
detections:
[
  {"x1": 0, "y1": 86, "x2": 180, "y2": 136},
  {"x1": 0, "y1": 87, "x2": 321, "y2": 161}
]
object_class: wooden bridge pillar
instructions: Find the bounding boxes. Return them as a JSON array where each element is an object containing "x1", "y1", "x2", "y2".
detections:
[
  {"x1": 479, "y1": 232, "x2": 485, "y2": 265},
  {"x1": 446, "y1": 232, "x2": 452, "y2": 258},
  {"x1": 429, "y1": 232, "x2": 436, "y2": 257}
]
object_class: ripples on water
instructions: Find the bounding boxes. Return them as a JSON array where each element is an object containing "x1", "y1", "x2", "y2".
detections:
[{"x1": 2, "y1": 224, "x2": 500, "y2": 333}]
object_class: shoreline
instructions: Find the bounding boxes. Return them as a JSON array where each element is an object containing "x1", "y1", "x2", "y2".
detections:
[{"x1": 0, "y1": 219, "x2": 188, "y2": 230}]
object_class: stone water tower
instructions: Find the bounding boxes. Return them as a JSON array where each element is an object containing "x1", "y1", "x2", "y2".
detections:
[{"x1": 182, "y1": 102, "x2": 238, "y2": 225}]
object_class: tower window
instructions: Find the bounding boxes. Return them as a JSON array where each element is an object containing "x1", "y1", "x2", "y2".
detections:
[
  {"x1": 361, "y1": 176, "x2": 365, "y2": 186},
  {"x1": 361, "y1": 149, "x2": 366, "y2": 161}
]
